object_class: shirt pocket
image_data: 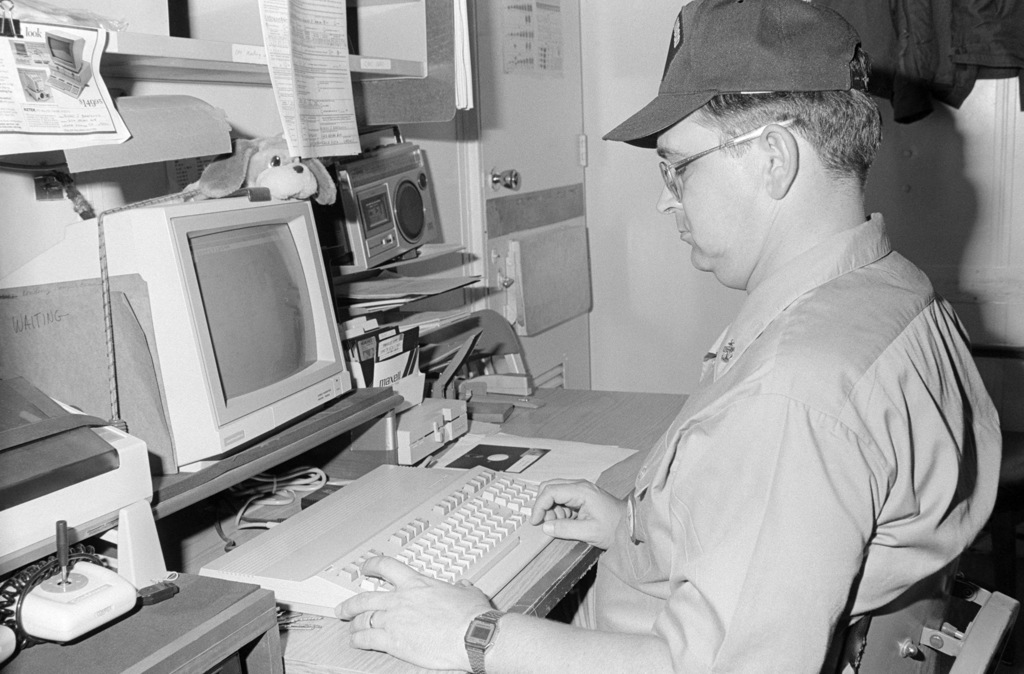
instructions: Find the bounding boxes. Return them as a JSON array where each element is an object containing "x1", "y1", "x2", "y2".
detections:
[
  {"x1": 626, "y1": 491, "x2": 656, "y2": 580},
  {"x1": 625, "y1": 486, "x2": 703, "y2": 584},
  {"x1": 669, "y1": 497, "x2": 704, "y2": 568}
]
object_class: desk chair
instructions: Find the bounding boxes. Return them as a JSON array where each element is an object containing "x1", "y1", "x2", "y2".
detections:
[
  {"x1": 990, "y1": 431, "x2": 1024, "y2": 635},
  {"x1": 970, "y1": 347, "x2": 1024, "y2": 652},
  {"x1": 839, "y1": 562, "x2": 1019, "y2": 673}
]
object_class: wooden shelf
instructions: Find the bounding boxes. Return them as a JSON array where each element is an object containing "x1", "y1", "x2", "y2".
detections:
[
  {"x1": 151, "y1": 387, "x2": 404, "y2": 520},
  {"x1": 102, "y1": 31, "x2": 427, "y2": 85}
]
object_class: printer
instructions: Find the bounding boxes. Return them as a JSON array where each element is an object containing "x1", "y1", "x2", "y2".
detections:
[{"x1": 0, "y1": 378, "x2": 165, "y2": 586}]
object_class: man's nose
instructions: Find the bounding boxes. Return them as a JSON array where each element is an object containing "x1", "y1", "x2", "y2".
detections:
[{"x1": 656, "y1": 185, "x2": 680, "y2": 214}]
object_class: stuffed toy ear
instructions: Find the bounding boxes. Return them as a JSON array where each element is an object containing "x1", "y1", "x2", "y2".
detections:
[
  {"x1": 185, "y1": 138, "x2": 259, "y2": 199},
  {"x1": 304, "y1": 157, "x2": 337, "y2": 206}
]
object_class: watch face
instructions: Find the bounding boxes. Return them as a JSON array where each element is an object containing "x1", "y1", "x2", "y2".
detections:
[{"x1": 468, "y1": 622, "x2": 497, "y2": 645}]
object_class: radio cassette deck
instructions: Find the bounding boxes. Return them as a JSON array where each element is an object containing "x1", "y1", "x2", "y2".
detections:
[{"x1": 315, "y1": 142, "x2": 440, "y2": 273}]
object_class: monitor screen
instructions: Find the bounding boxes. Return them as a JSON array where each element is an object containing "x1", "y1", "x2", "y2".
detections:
[
  {"x1": 49, "y1": 39, "x2": 73, "y2": 63},
  {"x1": 190, "y1": 224, "x2": 317, "y2": 401}
]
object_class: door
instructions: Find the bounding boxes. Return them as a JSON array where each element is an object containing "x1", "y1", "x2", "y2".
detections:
[{"x1": 467, "y1": 0, "x2": 590, "y2": 389}]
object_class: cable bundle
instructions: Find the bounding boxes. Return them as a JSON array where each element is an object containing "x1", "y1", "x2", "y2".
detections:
[{"x1": 214, "y1": 466, "x2": 331, "y2": 551}]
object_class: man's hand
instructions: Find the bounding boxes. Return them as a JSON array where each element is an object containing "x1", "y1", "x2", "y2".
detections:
[
  {"x1": 530, "y1": 479, "x2": 626, "y2": 550},
  {"x1": 335, "y1": 556, "x2": 492, "y2": 671}
]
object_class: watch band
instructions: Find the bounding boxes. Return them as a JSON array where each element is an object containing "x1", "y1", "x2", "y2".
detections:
[{"x1": 464, "y1": 609, "x2": 504, "y2": 674}]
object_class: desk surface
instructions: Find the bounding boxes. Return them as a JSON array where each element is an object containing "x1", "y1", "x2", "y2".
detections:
[
  {"x1": 6, "y1": 574, "x2": 281, "y2": 674},
  {"x1": 281, "y1": 388, "x2": 685, "y2": 674}
]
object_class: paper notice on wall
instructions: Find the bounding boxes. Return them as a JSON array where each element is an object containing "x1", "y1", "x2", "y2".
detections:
[
  {"x1": 503, "y1": 0, "x2": 564, "y2": 76},
  {"x1": 257, "y1": 0, "x2": 361, "y2": 159},
  {"x1": 0, "y1": 22, "x2": 128, "y2": 154}
]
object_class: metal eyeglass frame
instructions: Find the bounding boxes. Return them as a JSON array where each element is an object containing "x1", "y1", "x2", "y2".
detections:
[{"x1": 659, "y1": 119, "x2": 796, "y2": 201}]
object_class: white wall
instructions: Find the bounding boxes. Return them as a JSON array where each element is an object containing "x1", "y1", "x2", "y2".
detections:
[{"x1": 580, "y1": 3, "x2": 743, "y2": 396}]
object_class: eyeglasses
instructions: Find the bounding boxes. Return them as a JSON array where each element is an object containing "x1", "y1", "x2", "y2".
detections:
[{"x1": 659, "y1": 120, "x2": 795, "y2": 201}]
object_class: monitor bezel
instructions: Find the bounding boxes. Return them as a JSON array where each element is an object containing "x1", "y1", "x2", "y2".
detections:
[
  {"x1": 170, "y1": 201, "x2": 344, "y2": 429},
  {"x1": 45, "y1": 31, "x2": 85, "y2": 74}
]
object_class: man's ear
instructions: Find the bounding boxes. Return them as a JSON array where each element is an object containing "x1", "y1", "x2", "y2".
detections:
[{"x1": 761, "y1": 124, "x2": 799, "y2": 200}]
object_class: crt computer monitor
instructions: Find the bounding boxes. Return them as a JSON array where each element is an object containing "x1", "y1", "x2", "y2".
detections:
[
  {"x1": 45, "y1": 30, "x2": 85, "y2": 74},
  {"x1": 3, "y1": 198, "x2": 352, "y2": 470}
]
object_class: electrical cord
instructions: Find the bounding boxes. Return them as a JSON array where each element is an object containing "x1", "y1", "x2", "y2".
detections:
[
  {"x1": 229, "y1": 466, "x2": 328, "y2": 500},
  {"x1": 211, "y1": 467, "x2": 329, "y2": 550},
  {"x1": 96, "y1": 190, "x2": 202, "y2": 433},
  {"x1": 213, "y1": 516, "x2": 238, "y2": 552}
]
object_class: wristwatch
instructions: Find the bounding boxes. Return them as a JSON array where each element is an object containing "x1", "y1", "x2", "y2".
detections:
[{"x1": 464, "y1": 609, "x2": 504, "y2": 674}]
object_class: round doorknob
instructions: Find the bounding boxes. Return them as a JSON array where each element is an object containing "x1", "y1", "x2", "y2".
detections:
[{"x1": 490, "y1": 168, "x2": 521, "y2": 191}]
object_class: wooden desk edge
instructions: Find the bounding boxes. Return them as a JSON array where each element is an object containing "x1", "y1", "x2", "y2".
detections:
[{"x1": 128, "y1": 587, "x2": 281, "y2": 674}]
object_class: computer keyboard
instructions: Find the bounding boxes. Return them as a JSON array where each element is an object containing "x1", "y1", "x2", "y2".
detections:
[{"x1": 200, "y1": 465, "x2": 553, "y2": 617}]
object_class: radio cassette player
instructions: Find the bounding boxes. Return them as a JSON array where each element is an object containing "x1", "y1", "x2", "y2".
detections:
[{"x1": 315, "y1": 142, "x2": 440, "y2": 272}]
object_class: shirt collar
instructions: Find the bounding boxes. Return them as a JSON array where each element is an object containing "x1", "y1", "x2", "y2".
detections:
[{"x1": 712, "y1": 214, "x2": 892, "y2": 379}]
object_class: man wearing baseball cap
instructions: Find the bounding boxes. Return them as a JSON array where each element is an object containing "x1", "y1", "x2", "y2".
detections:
[{"x1": 338, "y1": 1, "x2": 1001, "y2": 671}]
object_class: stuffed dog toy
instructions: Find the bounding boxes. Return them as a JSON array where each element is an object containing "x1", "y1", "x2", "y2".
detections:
[{"x1": 185, "y1": 134, "x2": 337, "y2": 205}]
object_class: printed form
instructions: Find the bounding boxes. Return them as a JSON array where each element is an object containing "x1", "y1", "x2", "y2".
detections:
[{"x1": 257, "y1": 0, "x2": 361, "y2": 159}]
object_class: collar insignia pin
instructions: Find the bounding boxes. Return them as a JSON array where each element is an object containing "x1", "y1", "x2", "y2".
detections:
[{"x1": 720, "y1": 339, "x2": 735, "y2": 362}]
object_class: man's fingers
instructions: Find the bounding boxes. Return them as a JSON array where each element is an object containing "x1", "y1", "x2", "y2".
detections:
[
  {"x1": 542, "y1": 505, "x2": 577, "y2": 522},
  {"x1": 336, "y1": 590, "x2": 382, "y2": 620},
  {"x1": 350, "y1": 625, "x2": 390, "y2": 652},
  {"x1": 349, "y1": 609, "x2": 376, "y2": 632},
  {"x1": 541, "y1": 515, "x2": 598, "y2": 543},
  {"x1": 361, "y1": 554, "x2": 421, "y2": 586},
  {"x1": 530, "y1": 480, "x2": 593, "y2": 524},
  {"x1": 335, "y1": 556, "x2": 428, "y2": 619}
]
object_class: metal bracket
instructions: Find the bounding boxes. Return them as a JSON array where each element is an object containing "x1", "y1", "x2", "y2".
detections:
[
  {"x1": 34, "y1": 174, "x2": 65, "y2": 201},
  {"x1": 921, "y1": 622, "x2": 966, "y2": 657}
]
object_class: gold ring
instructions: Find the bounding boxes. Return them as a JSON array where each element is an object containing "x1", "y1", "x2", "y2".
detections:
[{"x1": 368, "y1": 610, "x2": 378, "y2": 629}]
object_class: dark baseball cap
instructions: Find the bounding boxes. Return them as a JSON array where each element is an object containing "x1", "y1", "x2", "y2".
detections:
[{"x1": 604, "y1": 0, "x2": 862, "y2": 147}]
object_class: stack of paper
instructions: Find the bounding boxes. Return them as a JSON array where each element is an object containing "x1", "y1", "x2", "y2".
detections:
[{"x1": 334, "y1": 271, "x2": 479, "y2": 316}]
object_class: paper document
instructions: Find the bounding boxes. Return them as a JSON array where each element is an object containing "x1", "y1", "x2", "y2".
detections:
[
  {"x1": 0, "y1": 22, "x2": 128, "y2": 154},
  {"x1": 337, "y1": 272, "x2": 480, "y2": 301},
  {"x1": 435, "y1": 432, "x2": 637, "y2": 485},
  {"x1": 454, "y1": 0, "x2": 473, "y2": 110},
  {"x1": 502, "y1": 0, "x2": 564, "y2": 76},
  {"x1": 257, "y1": 0, "x2": 361, "y2": 158},
  {"x1": 377, "y1": 244, "x2": 466, "y2": 271}
]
